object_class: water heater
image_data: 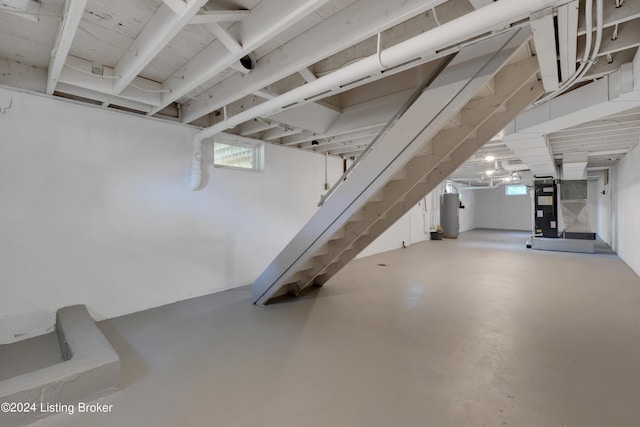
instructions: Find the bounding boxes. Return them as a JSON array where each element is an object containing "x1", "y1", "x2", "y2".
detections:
[{"x1": 441, "y1": 193, "x2": 461, "y2": 239}]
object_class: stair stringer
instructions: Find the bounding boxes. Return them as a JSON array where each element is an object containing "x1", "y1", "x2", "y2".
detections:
[
  {"x1": 251, "y1": 28, "x2": 532, "y2": 305},
  {"x1": 294, "y1": 62, "x2": 542, "y2": 292},
  {"x1": 316, "y1": 77, "x2": 544, "y2": 284}
]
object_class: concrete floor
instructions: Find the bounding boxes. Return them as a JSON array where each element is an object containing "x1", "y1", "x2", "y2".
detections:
[{"x1": 32, "y1": 230, "x2": 640, "y2": 427}]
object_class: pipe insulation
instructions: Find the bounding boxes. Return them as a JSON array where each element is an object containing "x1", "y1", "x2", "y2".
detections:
[{"x1": 188, "y1": 0, "x2": 573, "y2": 190}]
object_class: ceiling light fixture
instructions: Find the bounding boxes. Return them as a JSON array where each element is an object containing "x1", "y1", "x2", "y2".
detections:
[
  {"x1": 485, "y1": 155, "x2": 495, "y2": 161},
  {"x1": 486, "y1": 169, "x2": 495, "y2": 176}
]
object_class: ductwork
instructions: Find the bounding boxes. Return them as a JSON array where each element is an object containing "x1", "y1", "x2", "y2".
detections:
[
  {"x1": 239, "y1": 53, "x2": 256, "y2": 71},
  {"x1": 188, "y1": 0, "x2": 573, "y2": 190},
  {"x1": 500, "y1": 161, "x2": 530, "y2": 172},
  {"x1": 188, "y1": 140, "x2": 203, "y2": 191},
  {"x1": 562, "y1": 151, "x2": 588, "y2": 180}
]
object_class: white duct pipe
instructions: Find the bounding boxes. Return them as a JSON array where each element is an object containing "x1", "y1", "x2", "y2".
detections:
[
  {"x1": 463, "y1": 184, "x2": 509, "y2": 190},
  {"x1": 188, "y1": 0, "x2": 572, "y2": 190},
  {"x1": 188, "y1": 140, "x2": 203, "y2": 191}
]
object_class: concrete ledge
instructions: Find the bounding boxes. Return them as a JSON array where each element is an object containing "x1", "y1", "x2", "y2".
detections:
[
  {"x1": 530, "y1": 237, "x2": 595, "y2": 253},
  {"x1": 0, "y1": 305, "x2": 120, "y2": 427}
]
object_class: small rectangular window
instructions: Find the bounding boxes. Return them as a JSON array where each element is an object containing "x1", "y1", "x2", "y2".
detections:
[
  {"x1": 505, "y1": 184, "x2": 528, "y2": 196},
  {"x1": 213, "y1": 138, "x2": 263, "y2": 171}
]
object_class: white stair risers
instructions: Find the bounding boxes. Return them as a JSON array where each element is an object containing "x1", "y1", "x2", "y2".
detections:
[
  {"x1": 317, "y1": 78, "x2": 544, "y2": 282},
  {"x1": 251, "y1": 28, "x2": 532, "y2": 305}
]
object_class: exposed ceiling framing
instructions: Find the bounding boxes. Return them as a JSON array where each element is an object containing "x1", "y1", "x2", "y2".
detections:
[{"x1": 1, "y1": 0, "x2": 640, "y2": 187}]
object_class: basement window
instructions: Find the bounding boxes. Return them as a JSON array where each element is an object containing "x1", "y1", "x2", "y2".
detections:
[
  {"x1": 213, "y1": 139, "x2": 263, "y2": 171},
  {"x1": 505, "y1": 184, "x2": 528, "y2": 196}
]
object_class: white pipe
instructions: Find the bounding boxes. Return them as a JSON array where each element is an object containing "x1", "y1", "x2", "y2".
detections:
[
  {"x1": 535, "y1": 0, "x2": 603, "y2": 104},
  {"x1": 582, "y1": 0, "x2": 595, "y2": 69},
  {"x1": 324, "y1": 152, "x2": 329, "y2": 189},
  {"x1": 188, "y1": 142, "x2": 203, "y2": 191},
  {"x1": 565, "y1": 0, "x2": 602, "y2": 82},
  {"x1": 535, "y1": 0, "x2": 592, "y2": 103},
  {"x1": 196, "y1": 0, "x2": 566, "y2": 142},
  {"x1": 590, "y1": 0, "x2": 604, "y2": 63},
  {"x1": 188, "y1": 0, "x2": 571, "y2": 190}
]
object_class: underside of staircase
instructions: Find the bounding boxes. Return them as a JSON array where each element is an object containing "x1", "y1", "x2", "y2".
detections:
[{"x1": 252, "y1": 26, "x2": 544, "y2": 305}]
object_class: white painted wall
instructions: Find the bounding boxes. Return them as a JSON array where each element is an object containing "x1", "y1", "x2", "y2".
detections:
[
  {"x1": 0, "y1": 87, "x2": 344, "y2": 344},
  {"x1": 596, "y1": 173, "x2": 613, "y2": 244},
  {"x1": 586, "y1": 180, "x2": 598, "y2": 233},
  {"x1": 458, "y1": 188, "x2": 477, "y2": 232},
  {"x1": 358, "y1": 183, "x2": 479, "y2": 258},
  {"x1": 476, "y1": 186, "x2": 533, "y2": 230},
  {"x1": 614, "y1": 145, "x2": 640, "y2": 277},
  {"x1": 358, "y1": 197, "x2": 431, "y2": 258},
  {"x1": 358, "y1": 210, "x2": 413, "y2": 258}
]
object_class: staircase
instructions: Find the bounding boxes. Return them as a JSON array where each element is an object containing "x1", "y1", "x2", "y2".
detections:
[{"x1": 252, "y1": 27, "x2": 543, "y2": 305}]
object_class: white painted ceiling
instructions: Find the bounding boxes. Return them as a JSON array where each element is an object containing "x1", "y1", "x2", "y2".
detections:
[
  {"x1": 1, "y1": 0, "x2": 639, "y2": 186},
  {"x1": 550, "y1": 106, "x2": 640, "y2": 168}
]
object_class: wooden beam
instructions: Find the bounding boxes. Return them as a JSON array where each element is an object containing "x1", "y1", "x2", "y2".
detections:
[
  {"x1": 151, "y1": 0, "x2": 332, "y2": 115},
  {"x1": 238, "y1": 119, "x2": 279, "y2": 136},
  {"x1": 298, "y1": 67, "x2": 317, "y2": 83},
  {"x1": 262, "y1": 127, "x2": 304, "y2": 140},
  {"x1": 189, "y1": 10, "x2": 250, "y2": 24},
  {"x1": 112, "y1": 0, "x2": 208, "y2": 95},
  {"x1": 46, "y1": 0, "x2": 89, "y2": 94},
  {"x1": 578, "y1": 1, "x2": 640, "y2": 35},
  {"x1": 254, "y1": 89, "x2": 277, "y2": 100},
  {"x1": 298, "y1": 128, "x2": 382, "y2": 148},
  {"x1": 55, "y1": 83, "x2": 154, "y2": 113},
  {"x1": 311, "y1": 134, "x2": 376, "y2": 152},
  {"x1": 209, "y1": 23, "x2": 242, "y2": 54},
  {"x1": 162, "y1": 0, "x2": 186, "y2": 14},
  {"x1": 58, "y1": 56, "x2": 163, "y2": 106},
  {"x1": 580, "y1": 47, "x2": 637, "y2": 81},
  {"x1": 468, "y1": 0, "x2": 493, "y2": 9},
  {"x1": 577, "y1": 22, "x2": 640, "y2": 60},
  {"x1": 181, "y1": 0, "x2": 450, "y2": 123}
]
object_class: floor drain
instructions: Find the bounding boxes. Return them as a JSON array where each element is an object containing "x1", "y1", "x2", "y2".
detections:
[{"x1": 377, "y1": 263, "x2": 387, "y2": 267}]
